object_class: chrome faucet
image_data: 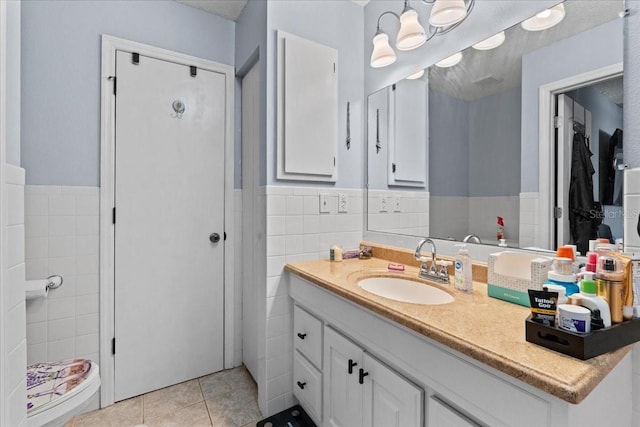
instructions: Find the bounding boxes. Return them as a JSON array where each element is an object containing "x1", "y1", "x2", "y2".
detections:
[
  {"x1": 463, "y1": 234, "x2": 481, "y2": 244},
  {"x1": 414, "y1": 238, "x2": 450, "y2": 283}
]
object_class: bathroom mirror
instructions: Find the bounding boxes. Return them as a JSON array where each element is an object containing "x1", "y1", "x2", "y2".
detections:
[{"x1": 367, "y1": 0, "x2": 624, "y2": 252}]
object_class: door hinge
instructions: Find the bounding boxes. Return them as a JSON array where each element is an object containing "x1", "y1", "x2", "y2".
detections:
[
  {"x1": 112, "y1": 207, "x2": 116, "y2": 224},
  {"x1": 392, "y1": 163, "x2": 396, "y2": 173},
  {"x1": 554, "y1": 116, "x2": 561, "y2": 128},
  {"x1": 554, "y1": 206, "x2": 562, "y2": 219},
  {"x1": 333, "y1": 157, "x2": 336, "y2": 167},
  {"x1": 111, "y1": 337, "x2": 116, "y2": 355},
  {"x1": 392, "y1": 83, "x2": 396, "y2": 91},
  {"x1": 224, "y1": 232, "x2": 227, "y2": 241},
  {"x1": 190, "y1": 66, "x2": 197, "y2": 77},
  {"x1": 132, "y1": 52, "x2": 140, "y2": 65},
  {"x1": 109, "y1": 76, "x2": 117, "y2": 96}
]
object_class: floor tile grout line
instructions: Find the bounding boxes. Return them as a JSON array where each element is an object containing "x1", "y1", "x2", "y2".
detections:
[{"x1": 198, "y1": 376, "x2": 215, "y2": 426}]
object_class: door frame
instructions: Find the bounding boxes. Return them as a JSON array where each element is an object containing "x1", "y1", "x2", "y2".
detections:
[
  {"x1": 537, "y1": 62, "x2": 622, "y2": 250},
  {"x1": 0, "y1": 0, "x2": 8, "y2": 423},
  {"x1": 99, "y1": 35, "x2": 235, "y2": 407}
]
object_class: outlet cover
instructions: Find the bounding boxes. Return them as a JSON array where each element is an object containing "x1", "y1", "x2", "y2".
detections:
[
  {"x1": 338, "y1": 193, "x2": 348, "y2": 213},
  {"x1": 393, "y1": 196, "x2": 402, "y2": 212},
  {"x1": 380, "y1": 195, "x2": 388, "y2": 212},
  {"x1": 319, "y1": 193, "x2": 330, "y2": 213}
]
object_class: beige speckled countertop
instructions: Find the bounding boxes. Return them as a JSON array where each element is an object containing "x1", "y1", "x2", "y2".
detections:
[{"x1": 285, "y1": 249, "x2": 633, "y2": 404}]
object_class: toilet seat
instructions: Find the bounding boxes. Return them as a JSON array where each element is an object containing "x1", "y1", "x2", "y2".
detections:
[{"x1": 26, "y1": 359, "x2": 101, "y2": 427}]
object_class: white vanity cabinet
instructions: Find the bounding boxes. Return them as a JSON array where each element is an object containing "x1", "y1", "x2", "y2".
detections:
[
  {"x1": 288, "y1": 272, "x2": 633, "y2": 427},
  {"x1": 323, "y1": 326, "x2": 423, "y2": 427}
]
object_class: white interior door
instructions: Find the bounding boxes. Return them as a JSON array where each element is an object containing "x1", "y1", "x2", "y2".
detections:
[
  {"x1": 556, "y1": 94, "x2": 592, "y2": 249},
  {"x1": 114, "y1": 51, "x2": 225, "y2": 401}
]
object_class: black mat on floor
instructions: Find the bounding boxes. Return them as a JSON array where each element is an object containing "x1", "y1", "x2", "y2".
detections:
[{"x1": 256, "y1": 404, "x2": 316, "y2": 427}]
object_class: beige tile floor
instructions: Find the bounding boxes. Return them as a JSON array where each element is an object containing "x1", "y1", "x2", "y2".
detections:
[{"x1": 65, "y1": 366, "x2": 263, "y2": 427}]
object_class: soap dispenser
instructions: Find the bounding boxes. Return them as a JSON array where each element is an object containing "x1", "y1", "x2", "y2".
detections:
[
  {"x1": 454, "y1": 244, "x2": 472, "y2": 293},
  {"x1": 579, "y1": 272, "x2": 612, "y2": 328}
]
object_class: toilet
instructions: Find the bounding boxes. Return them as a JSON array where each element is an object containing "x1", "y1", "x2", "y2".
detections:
[{"x1": 26, "y1": 358, "x2": 101, "y2": 427}]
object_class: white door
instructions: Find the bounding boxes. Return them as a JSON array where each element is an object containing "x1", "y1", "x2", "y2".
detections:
[
  {"x1": 362, "y1": 353, "x2": 423, "y2": 427},
  {"x1": 114, "y1": 51, "x2": 226, "y2": 401},
  {"x1": 324, "y1": 327, "x2": 364, "y2": 427},
  {"x1": 556, "y1": 94, "x2": 592, "y2": 249}
]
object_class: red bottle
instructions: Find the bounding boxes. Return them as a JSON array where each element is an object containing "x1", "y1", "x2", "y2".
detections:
[{"x1": 497, "y1": 216, "x2": 504, "y2": 240}]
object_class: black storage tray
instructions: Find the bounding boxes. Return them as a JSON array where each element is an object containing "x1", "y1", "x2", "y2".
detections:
[{"x1": 525, "y1": 316, "x2": 640, "y2": 360}]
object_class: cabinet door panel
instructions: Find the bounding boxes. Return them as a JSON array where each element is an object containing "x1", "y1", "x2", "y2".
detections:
[
  {"x1": 324, "y1": 326, "x2": 364, "y2": 427},
  {"x1": 362, "y1": 354, "x2": 423, "y2": 427}
]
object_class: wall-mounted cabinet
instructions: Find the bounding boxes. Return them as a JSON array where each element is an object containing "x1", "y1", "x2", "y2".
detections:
[{"x1": 277, "y1": 31, "x2": 338, "y2": 182}]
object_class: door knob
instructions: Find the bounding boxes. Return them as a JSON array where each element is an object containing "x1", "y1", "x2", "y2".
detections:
[
  {"x1": 348, "y1": 359, "x2": 358, "y2": 374},
  {"x1": 209, "y1": 233, "x2": 221, "y2": 243}
]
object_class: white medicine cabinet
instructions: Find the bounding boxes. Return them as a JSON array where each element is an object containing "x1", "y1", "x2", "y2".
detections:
[{"x1": 277, "y1": 30, "x2": 338, "y2": 182}]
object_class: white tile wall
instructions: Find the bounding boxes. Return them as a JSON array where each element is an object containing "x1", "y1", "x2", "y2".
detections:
[
  {"x1": 24, "y1": 185, "x2": 100, "y2": 367},
  {"x1": 519, "y1": 192, "x2": 539, "y2": 249},
  {"x1": 367, "y1": 189, "x2": 429, "y2": 236},
  {"x1": 5, "y1": 165, "x2": 27, "y2": 427},
  {"x1": 468, "y1": 196, "x2": 519, "y2": 245},
  {"x1": 263, "y1": 185, "x2": 364, "y2": 415},
  {"x1": 428, "y1": 195, "x2": 519, "y2": 245},
  {"x1": 429, "y1": 196, "x2": 469, "y2": 241}
]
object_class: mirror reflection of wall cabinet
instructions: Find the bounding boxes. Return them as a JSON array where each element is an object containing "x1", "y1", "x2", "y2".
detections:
[
  {"x1": 277, "y1": 31, "x2": 338, "y2": 182},
  {"x1": 388, "y1": 79, "x2": 427, "y2": 187}
]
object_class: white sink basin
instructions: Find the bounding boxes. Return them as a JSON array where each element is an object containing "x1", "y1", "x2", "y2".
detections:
[{"x1": 358, "y1": 277, "x2": 454, "y2": 305}]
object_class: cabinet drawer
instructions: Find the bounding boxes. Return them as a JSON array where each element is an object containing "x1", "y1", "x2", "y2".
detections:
[
  {"x1": 428, "y1": 396, "x2": 480, "y2": 427},
  {"x1": 293, "y1": 350, "x2": 322, "y2": 425},
  {"x1": 294, "y1": 305, "x2": 322, "y2": 368}
]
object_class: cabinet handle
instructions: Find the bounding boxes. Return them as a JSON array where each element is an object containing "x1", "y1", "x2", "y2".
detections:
[
  {"x1": 358, "y1": 368, "x2": 369, "y2": 385},
  {"x1": 297, "y1": 332, "x2": 307, "y2": 340},
  {"x1": 348, "y1": 359, "x2": 358, "y2": 375},
  {"x1": 297, "y1": 381, "x2": 307, "y2": 390}
]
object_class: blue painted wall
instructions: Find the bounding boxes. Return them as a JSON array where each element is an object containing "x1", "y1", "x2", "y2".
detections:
[
  {"x1": 428, "y1": 89, "x2": 469, "y2": 197},
  {"x1": 469, "y1": 86, "x2": 521, "y2": 197},
  {"x1": 6, "y1": 0, "x2": 20, "y2": 166},
  {"x1": 21, "y1": 0, "x2": 235, "y2": 186}
]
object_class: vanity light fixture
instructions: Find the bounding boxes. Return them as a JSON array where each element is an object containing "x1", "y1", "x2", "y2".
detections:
[
  {"x1": 435, "y1": 51, "x2": 462, "y2": 68},
  {"x1": 406, "y1": 69, "x2": 425, "y2": 79},
  {"x1": 429, "y1": 0, "x2": 468, "y2": 28},
  {"x1": 521, "y1": 3, "x2": 566, "y2": 31},
  {"x1": 370, "y1": 0, "x2": 474, "y2": 68},
  {"x1": 472, "y1": 31, "x2": 505, "y2": 50}
]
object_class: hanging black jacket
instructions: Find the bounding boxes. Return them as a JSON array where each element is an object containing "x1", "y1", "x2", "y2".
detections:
[{"x1": 569, "y1": 132, "x2": 595, "y2": 255}]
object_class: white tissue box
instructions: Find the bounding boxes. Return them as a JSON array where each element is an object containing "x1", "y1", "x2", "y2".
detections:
[{"x1": 487, "y1": 251, "x2": 553, "y2": 306}]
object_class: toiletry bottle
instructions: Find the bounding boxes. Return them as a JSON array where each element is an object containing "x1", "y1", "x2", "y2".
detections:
[
  {"x1": 579, "y1": 272, "x2": 612, "y2": 328},
  {"x1": 598, "y1": 256, "x2": 623, "y2": 323},
  {"x1": 454, "y1": 244, "x2": 472, "y2": 293},
  {"x1": 545, "y1": 257, "x2": 579, "y2": 296},
  {"x1": 496, "y1": 216, "x2": 504, "y2": 240}
]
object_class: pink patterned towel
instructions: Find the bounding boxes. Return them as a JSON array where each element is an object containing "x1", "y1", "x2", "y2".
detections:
[{"x1": 27, "y1": 359, "x2": 93, "y2": 413}]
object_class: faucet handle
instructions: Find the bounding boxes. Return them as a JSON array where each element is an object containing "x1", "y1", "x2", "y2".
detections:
[{"x1": 436, "y1": 260, "x2": 452, "y2": 279}]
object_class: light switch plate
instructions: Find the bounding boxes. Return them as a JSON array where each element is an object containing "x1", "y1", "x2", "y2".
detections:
[
  {"x1": 380, "y1": 195, "x2": 388, "y2": 212},
  {"x1": 338, "y1": 193, "x2": 348, "y2": 213},
  {"x1": 319, "y1": 193, "x2": 330, "y2": 213}
]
